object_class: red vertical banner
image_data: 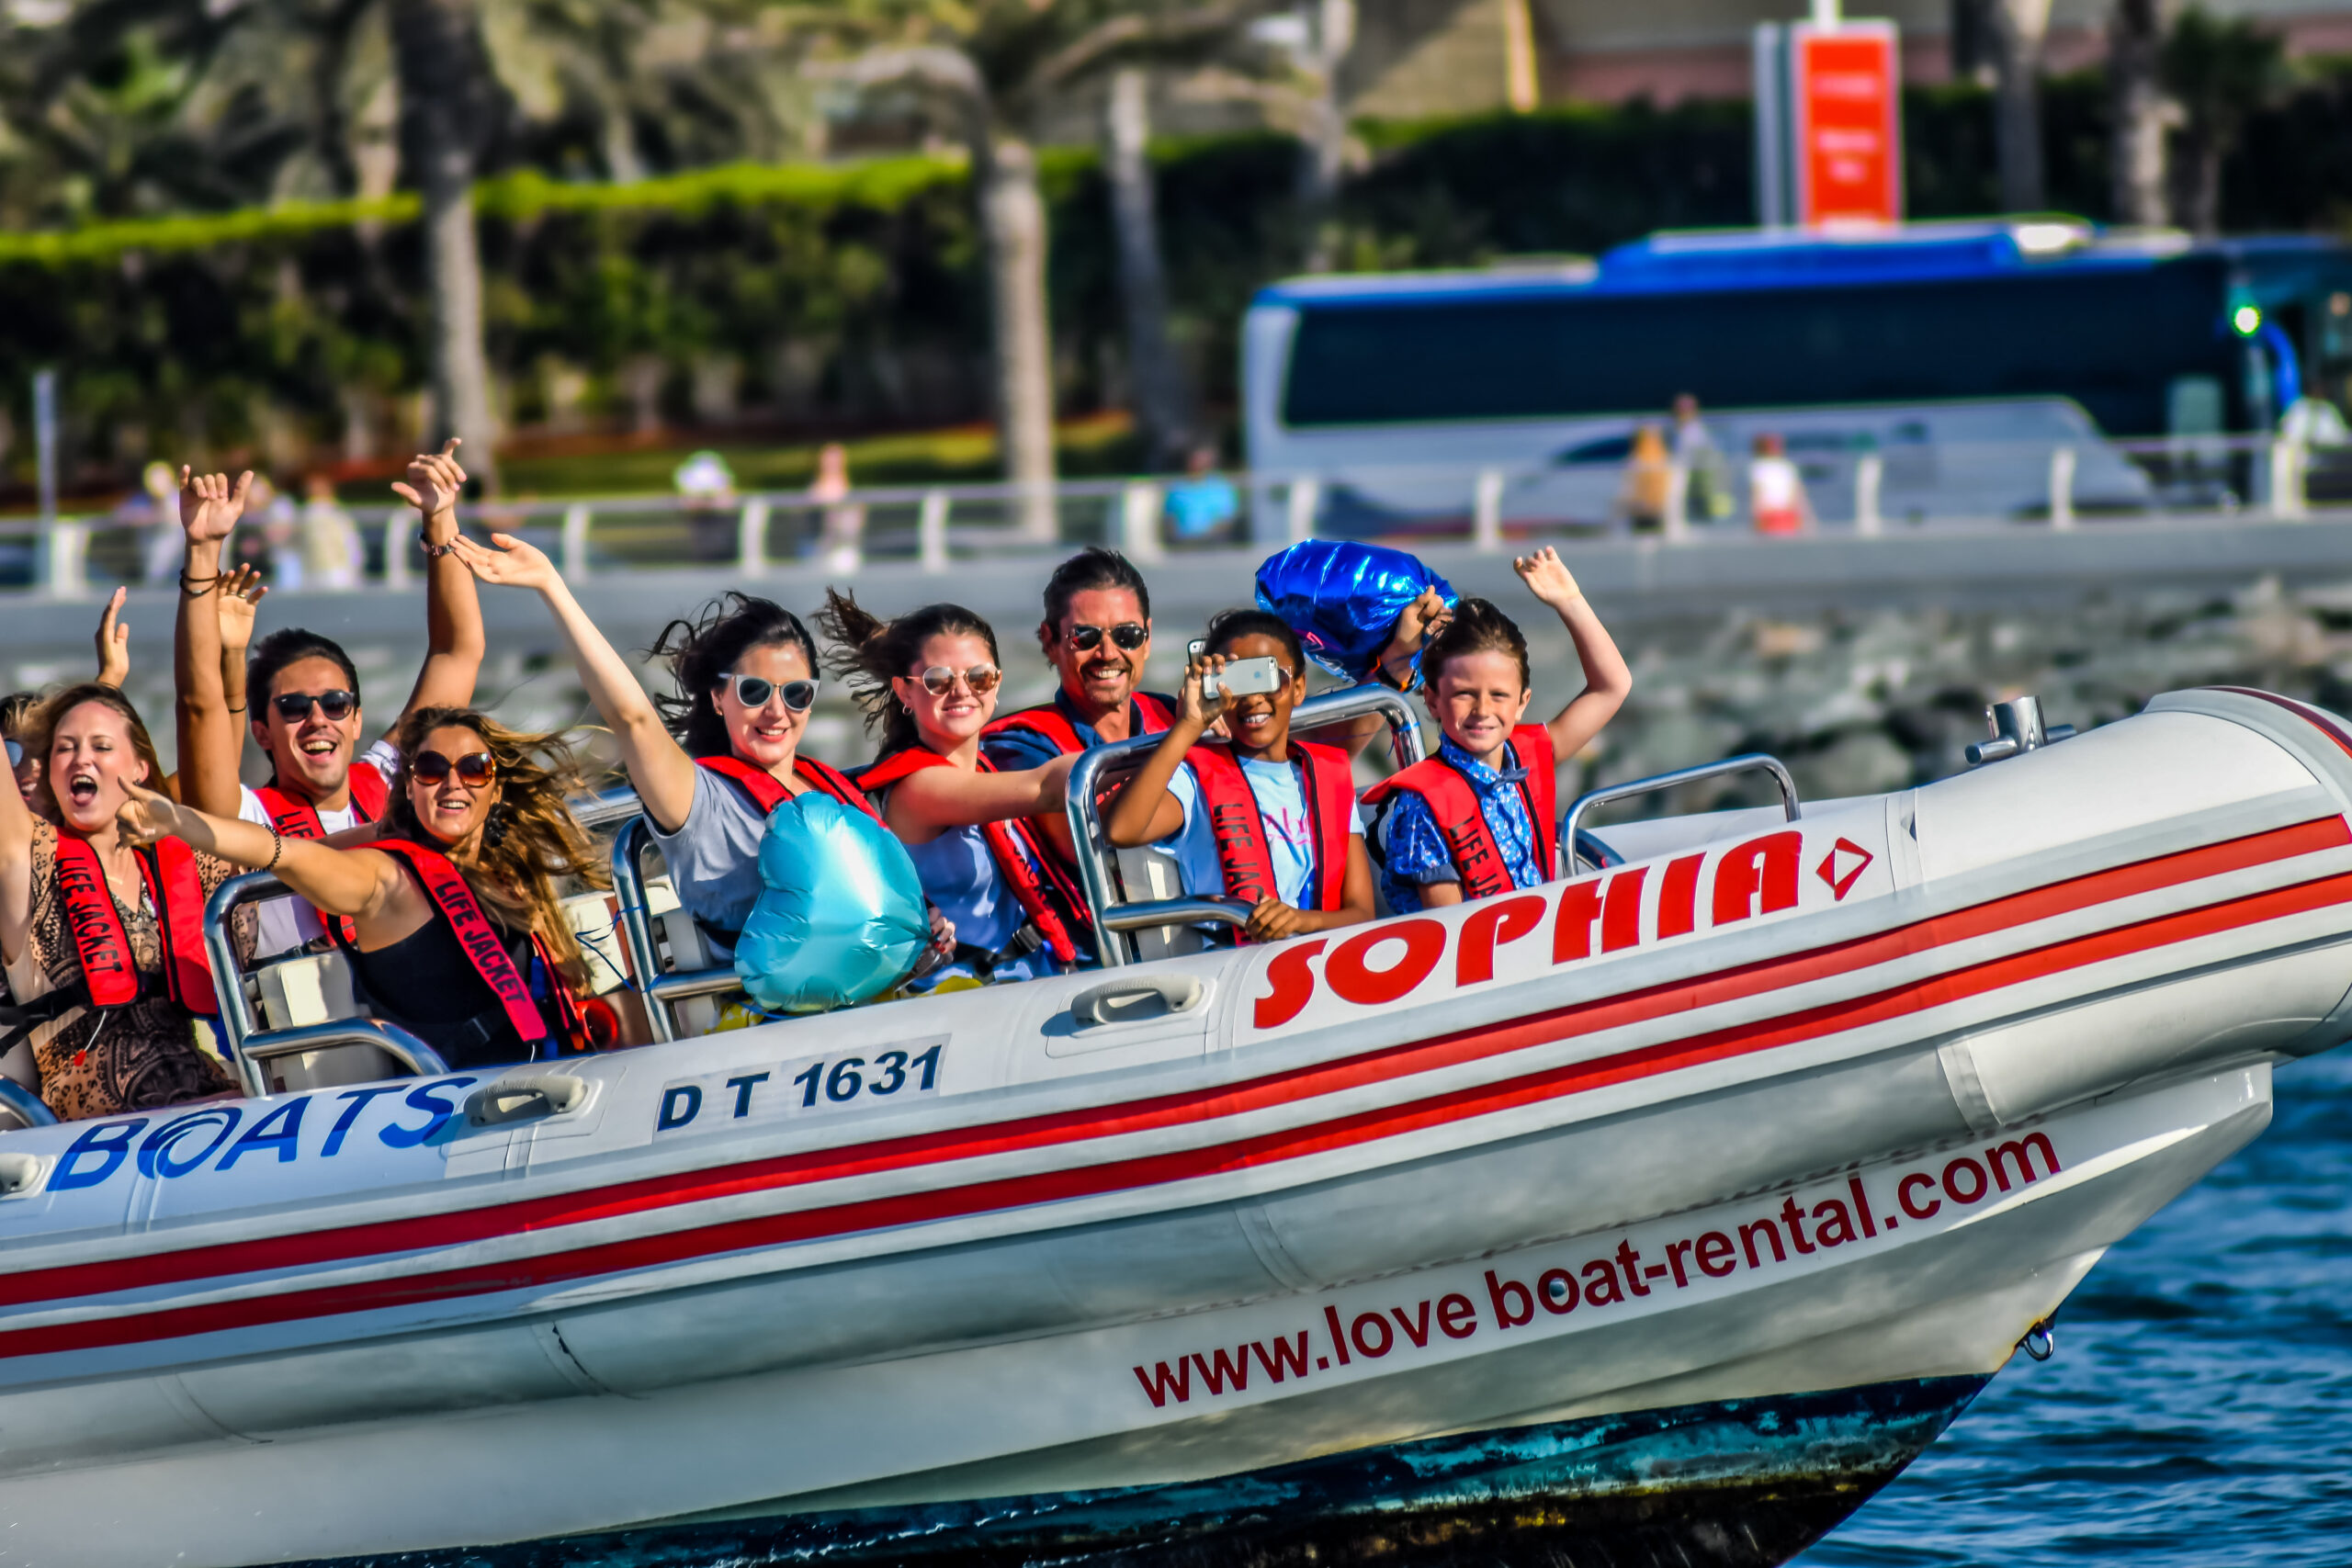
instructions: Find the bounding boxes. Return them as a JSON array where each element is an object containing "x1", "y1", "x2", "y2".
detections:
[{"x1": 1792, "y1": 23, "x2": 1902, "y2": 226}]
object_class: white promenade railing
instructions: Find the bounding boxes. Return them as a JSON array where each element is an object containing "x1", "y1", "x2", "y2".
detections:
[{"x1": 4, "y1": 433, "x2": 2341, "y2": 598}]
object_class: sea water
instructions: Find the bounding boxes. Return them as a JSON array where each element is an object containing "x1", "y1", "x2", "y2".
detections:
[{"x1": 1801, "y1": 1049, "x2": 2352, "y2": 1567}]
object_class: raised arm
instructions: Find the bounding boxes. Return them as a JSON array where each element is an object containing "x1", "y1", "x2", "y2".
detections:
[
  {"x1": 1515, "y1": 547, "x2": 1631, "y2": 761},
  {"x1": 883, "y1": 752, "x2": 1076, "y2": 845},
  {"x1": 216, "y1": 565, "x2": 266, "y2": 729},
  {"x1": 94, "y1": 588, "x2": 130, "y2": 689},
  {"x1": 447, "y1": 532, "x2": 701, "y2": 831},
  {"x1": 390, "y1": 441, "x2": 488, "y2": 722},
  {"x1": 116, "y1": 780, "x2": 405, "y2": 922},
  {"x1": 0, "y1": 695, "x2": 40, "y2": 966},
  {"x1": 1104, "y1": 657, "x2": 1215, "y2": 849},
  {"x1": 173, "y1": 468, "x2": 256, "y2": 819}
]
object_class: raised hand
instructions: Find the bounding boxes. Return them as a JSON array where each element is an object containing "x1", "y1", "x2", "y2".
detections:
[
  {"x1": 1513, "y1": 545, "x2": 1583, "y2": 609},
  {"x1": 1176, "y1": 652, "x2": 1228, "y2": 728},
  {"x1": 113, "y1": 776, "x2": 183, "y2": 851},
  {"x1": 447, "y1": 532, "x2": 559, "y2": 592},
  {"x1": 1391, "y1": 586, "x2": 1452, "y2": 653},
  {"x1": 214, "y1": 564, "x2": 268, "y2": 656},
  {"x1": 390, "y1": 437, "x2": 468, "y2": 522},
  {"x1": 178, "y1": 467, "x2": 254, "y2": 547},
  {"x1": 94, "y1": 587, "x2": 130, "y2": 688}
]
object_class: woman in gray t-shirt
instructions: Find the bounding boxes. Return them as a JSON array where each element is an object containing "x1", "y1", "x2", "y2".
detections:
[{"x1": 447, "y1": 536, "x2": 939, "y2": 962}]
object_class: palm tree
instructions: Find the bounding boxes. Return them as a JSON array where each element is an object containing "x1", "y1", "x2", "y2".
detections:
[
  {"x1": 1103, "y1": 66, "x2": 1194, "y2": 470},
  {"x1": 389, "y1": 0, "x2": 501, "y2": 490},
  {"x1": 2161, "y1": 6, "x2": 2287, "y2": 236},
  {"x1": 1986, "y1": 0, "x2": 2052, "y2": 212},
  {"x1": 2108, "y1": 0, "x2": 2170, "y2": 227},
  {"x1": 831, "y1": 0, "x2": 1270, "y2": 536}
]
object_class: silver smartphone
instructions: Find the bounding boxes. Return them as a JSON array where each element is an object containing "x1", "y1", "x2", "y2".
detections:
[{"x1": 1202, "y1": 655, "x2": 1283, "y2": 700}]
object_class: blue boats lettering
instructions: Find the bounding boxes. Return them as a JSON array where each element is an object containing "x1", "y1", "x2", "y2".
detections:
[
  {"x1": 378, "y1": 1077, "x2": 481, "y2": 1149},
  {"x1": 138, "y1": 1108, "x2": 242, "y2": 1179},
  {"x1": 216, "y1": 1097, "x2": 308, "y2": 1172},
  {"x1": 49, "y1": 1118, "x2": 147, "y2": 1190}
]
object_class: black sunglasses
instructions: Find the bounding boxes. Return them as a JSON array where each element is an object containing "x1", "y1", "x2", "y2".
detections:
[
  {"x1": 410, "y1": 750, "x2": 495, "y2": 785},
  {"x1": 271, "y1": 690, "x2": 358, "y2": 723},
  {"x1": 718, "y1": 674, "x2": 819, "y2": 712},
  {"x1": 1067, "y1": 623, "x2": 1148, "y2": 652}
]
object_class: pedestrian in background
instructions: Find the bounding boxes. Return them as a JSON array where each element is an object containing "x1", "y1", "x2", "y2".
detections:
[
  {"x1": 1163, "y1": 446, "x2": 1238, "y2": 547},
  {"x1": 1748, "y1": 433, "x2": 1810, "y2": 536},
  {"x1": 811, "y1": 443, "x2": 865, "y2": 573},
  {"x1": 1673, "y1": 394, "x2": 1733, "y2": 524},
  {"x1": 1617, "y1": 424, "x2": 1672, "y2": 533},
  {"x1": 299, "y1": 475, "x2": 364, "y2": 590}
]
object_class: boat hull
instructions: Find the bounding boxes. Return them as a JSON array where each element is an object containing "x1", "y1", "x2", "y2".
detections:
[{"x1": 288, "y1": 1377, "x2": 1988, "y2": 1568}]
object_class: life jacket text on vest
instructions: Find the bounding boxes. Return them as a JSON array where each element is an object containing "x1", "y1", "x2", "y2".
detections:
[
  {"x1": 1184, "y1": 741, "x2": 1356, "y2": 923},
  {"x1": 1362, "y1": 724, "x2": 1559, "y2": 900},
  {"x1": 54, "y1": 833, "x2": 219, "y2": 1016},
  {"x1": 366, "y1": 839, "x2": 553, "y2": 1047},
  {"x1": 858, "y1": 747, "x2": 1091, "y2": 964}
]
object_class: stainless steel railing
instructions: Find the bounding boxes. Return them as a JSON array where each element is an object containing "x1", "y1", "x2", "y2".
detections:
[
  {"x1": 204, "y1": 870, "x2": 452, "y2": 1096},
  {"x1": 1561, "y1": 753, "x2": 1801, "y2": 877}
]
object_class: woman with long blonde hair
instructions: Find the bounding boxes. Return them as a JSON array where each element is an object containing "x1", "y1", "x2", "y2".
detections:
[{"x1": 118, "y1": 705, "x2": 608, "y2": 1069}]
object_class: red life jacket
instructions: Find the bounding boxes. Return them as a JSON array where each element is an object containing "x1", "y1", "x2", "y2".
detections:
[
  {"x1": 1184, "y1": 740, "x2": 1356, "y2": 918},
  {"x1": 857, "y1": 747, "x2": 1090, "y2": 964},
  {"x1": 253, "y1": 757, "x2": 390, "y2": 840},
  {"x1": 696, "y1": 754, "x2": 881, "y2": 823},
  {"x1": 365, "y1": 838, "x2": 583, "y2": 1051},
  {"x1": 53, "y1": 833, "x2": 218, "y2": 1016},
  {"x1": 1361, "y1": 724, "x2": 1559, "y2": 900},
  {"x1": 980, "y1": 693, "x2": 1177, "y2": 757}
]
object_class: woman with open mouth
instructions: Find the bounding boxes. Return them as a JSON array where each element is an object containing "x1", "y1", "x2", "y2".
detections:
[
  {"x1": 116, "y1": 706, "x2": 608, "y2": 1070},
  {"x1": 0, "y1": 683, "x2": 236, "y2": 1121},
  {"x1": 821, "y1": 591, "x2": 1082, "y2": 989}
]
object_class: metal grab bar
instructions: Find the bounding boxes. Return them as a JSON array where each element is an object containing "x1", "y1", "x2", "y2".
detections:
[
  {"x1": 243, "y1": 1021, "x2": 450, "y2": 1083},
  {"x1": 0, "y1": 1077, "x2": 58, "y2": 1131},
  {"x1": 609, "y1": 814, "x2": 743, "y2": 1043},
  {"x1": 1098, "y1": 897, "x2": 1255, "y2": 934},
  {"x1": 1066, "y1": 684, "x2": 1426, "y2": 967},
  {"x1": 1561, "y1": 753, "x2": 1802, "y2": 876}
]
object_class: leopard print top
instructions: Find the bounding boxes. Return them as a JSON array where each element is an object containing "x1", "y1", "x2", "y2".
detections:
[{"x1": 5, "y1": 823, "x2": 235, "y2": 1122}]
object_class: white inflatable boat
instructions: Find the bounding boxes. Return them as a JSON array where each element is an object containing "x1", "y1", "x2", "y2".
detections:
[{"x1": 2, "y1": 683, "x2": 2349, "y2": 1568}]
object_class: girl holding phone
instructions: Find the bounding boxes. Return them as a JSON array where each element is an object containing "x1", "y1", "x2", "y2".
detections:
[{"x1": 1105, "y1": 610, "x2": 1374, "y2": 943}]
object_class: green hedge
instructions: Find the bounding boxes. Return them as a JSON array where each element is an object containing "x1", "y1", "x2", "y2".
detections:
[{"x1": 7, "y1": 72, "x2": 2351, "y2": 495}]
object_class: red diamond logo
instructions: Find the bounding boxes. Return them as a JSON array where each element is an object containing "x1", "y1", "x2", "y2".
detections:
[{"x1": 1815, "y1": 838, "x2": 1874, "y2": 901}]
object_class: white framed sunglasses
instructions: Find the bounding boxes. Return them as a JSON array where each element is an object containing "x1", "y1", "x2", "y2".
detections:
[{"x1": 718, "y1": 674, "x2": 819, "y2": 712}]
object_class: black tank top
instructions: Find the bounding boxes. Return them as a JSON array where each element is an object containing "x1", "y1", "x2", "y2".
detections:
[{"x1": 339, "y1": 914, "x2": 545, "y2": 1071}]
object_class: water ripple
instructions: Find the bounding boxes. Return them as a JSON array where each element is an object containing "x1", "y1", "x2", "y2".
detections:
[{"x1": 1801, "y1": 1051, "x2": 2352, "y2": 1566}]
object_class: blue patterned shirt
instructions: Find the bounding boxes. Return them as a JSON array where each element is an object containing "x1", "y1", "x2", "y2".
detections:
[{"x1": 1372, "y1": 736, "x2": 1544, "y2": 914}]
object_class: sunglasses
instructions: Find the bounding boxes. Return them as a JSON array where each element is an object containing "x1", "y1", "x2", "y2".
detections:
[
  {"x1": 410, "y1": 750, "x2": 496, "y2": 786},
  {"x1": 4, "y1": 739, "x2": 19, "y2": 767},
  {"x1": 911, "y1": 664, "x2": 1001, "y2": 697},
  {"x1": 718, "y1": 674, "x2": 819, "y2": 712},
  {"x1": 1066, "y1": 622, "x2": 1148, "y2": 652},
  {"x1": 271, "y1": 690, "x2": 358, "y2": 723}
]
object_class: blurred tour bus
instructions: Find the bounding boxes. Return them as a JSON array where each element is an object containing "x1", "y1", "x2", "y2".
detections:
[{"x1": 1240, "y1": 220, "x2": 2352, "y2": 534}]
